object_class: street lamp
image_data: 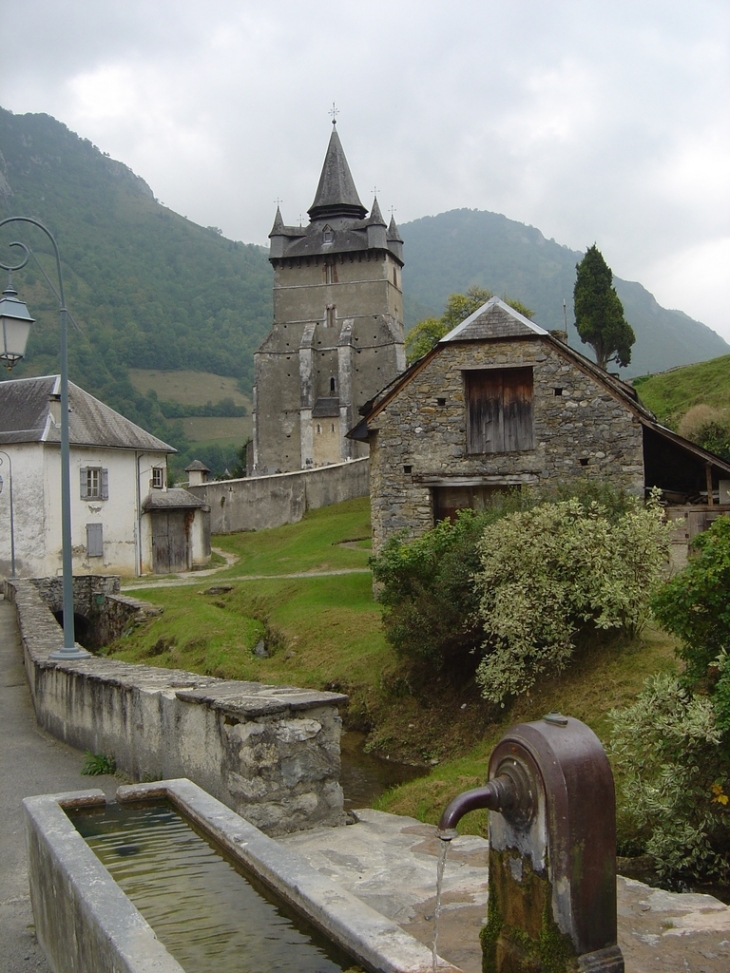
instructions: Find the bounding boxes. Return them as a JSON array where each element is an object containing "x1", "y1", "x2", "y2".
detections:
[
  {"x1": 0, "y1": 450, "x2": 17, "y2": 578},
  {"x1": 0, "y1": 217, "x2": 89, "y2": 659}
]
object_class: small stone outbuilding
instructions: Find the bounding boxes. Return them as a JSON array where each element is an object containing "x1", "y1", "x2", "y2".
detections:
[{"x1": 349, "y1": 298, "x2": 730, "y2": 553}]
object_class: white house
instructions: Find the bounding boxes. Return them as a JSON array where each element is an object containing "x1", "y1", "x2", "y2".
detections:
[{"x1": 0, "y1": 375, "x2": 210, "y2": 577}]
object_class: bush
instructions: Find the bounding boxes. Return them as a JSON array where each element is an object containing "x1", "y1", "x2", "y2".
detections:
[
  {"x1": 370, "y1": 509, "x2": 493, "y2": 674},
  {"x1": 609, "y1": 515, "x2": 730, "y2": 885},
  {"x1": 652, "y1": 515, "x2": 730, "y2": 689},
  {"x1": 474, "y1": 493, "x2": 671, "y2": 706},
  {"x1": 609, "y1": 672, "x2": 730, "y2": 884},
  {"x1": 677, "y1": 405, "x2": 730, "y2": 462}
]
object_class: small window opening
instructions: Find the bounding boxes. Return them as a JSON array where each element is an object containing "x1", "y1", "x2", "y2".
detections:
[
  {"x1": 152, "y1": 467, "x2": 164, "y2": 489},
  {"x1": 437, "y1": 397, "x2": 446, "y2": 406},
  {"x1": 403, "y1": 465, "x2": 413, "y2": 474},
  {"x1": 330, "y1": 376, "x2": 336, "y2": 393},
  {"x1": 579, "y1": 457, "x2": 589, "y2": 467},
  {"x1": 554, "y1": 388, "x2": 564, "y2": 396}
]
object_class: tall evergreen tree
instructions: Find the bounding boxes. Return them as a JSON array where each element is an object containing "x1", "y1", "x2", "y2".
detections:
[{"x1": 574, "y1": 245, "x2": 635, "y2": 369}]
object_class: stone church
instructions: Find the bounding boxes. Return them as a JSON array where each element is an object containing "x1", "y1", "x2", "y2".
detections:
[{"x1": 251, "y1": 123, "x2": 405, "y2": 474}]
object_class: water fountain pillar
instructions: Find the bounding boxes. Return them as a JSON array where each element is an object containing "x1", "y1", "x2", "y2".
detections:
[{"x1": 440, "y1": 714, "x2": 624, "y2": 973}]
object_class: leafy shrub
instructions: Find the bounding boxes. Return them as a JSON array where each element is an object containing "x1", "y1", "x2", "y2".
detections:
[
  {"x1": 677, "y1": 405, "x2": 730, "y2": 462},
  {"x1": 370, "y1": 481, "x2": 652, "y2": 684},
  {"x1": 609, "y1": 515, "x2": 730, "y2": 884},
  {"x1": 474, "y1": 494, "x2": 671, "y2": 706},
  {"x1": 609, "y1": 672, "x2": 730, "y2": 884},
  {"x1": 652, "y1": 515, "x2": 730, "y2": 685},
  {"x1": 370, "y1": 509, "x2": 493, "y2": 674}
]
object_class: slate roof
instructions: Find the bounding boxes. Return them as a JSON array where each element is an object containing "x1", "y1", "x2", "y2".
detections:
[
  {"x1": 268, "y1": 128, "x2": 404, "y2": 265},
  {"x1": 308, "y1": 126, "x2": 367, "y2": 221},
  {"x1": 312, "y1": 396, "x2": 340, "y2": 418},
  {"x1": 185, "y1": 459, "x2": 211, "y2": 472},
  {"x1": 0, "y1": 375, "x2": 175, "y2": 452},
  {"x1": 348, "y1": 297, "x2": 730, "y2": 479},
  {"x1": 141, "y1": 488, "x2": 205, "y2": 511}
]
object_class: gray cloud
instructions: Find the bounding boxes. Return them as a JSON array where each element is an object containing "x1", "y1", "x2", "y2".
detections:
[{"x1": 3, "y1": 0, "x2": 728, "y2": 338}]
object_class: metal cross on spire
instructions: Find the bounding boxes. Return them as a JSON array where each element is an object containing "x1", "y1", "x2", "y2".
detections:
[{"x1": 329, "y1": 102, "x2": 339, "y2": 126}]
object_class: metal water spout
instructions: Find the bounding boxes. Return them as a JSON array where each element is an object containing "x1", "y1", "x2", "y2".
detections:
[{"x1": 439, "y1": 714, "x2": 625, "y2": 973}]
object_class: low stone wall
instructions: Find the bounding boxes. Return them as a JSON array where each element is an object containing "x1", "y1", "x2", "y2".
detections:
[
  {"x1": 28, "y1": 575, "x2": 163, "y2": 649},
  {"x1": 187, "y1": 457, "x2": 369, "y2": 534},
  {"x1": 5, "y1": 578, "x2": 347, "y2": 835}
]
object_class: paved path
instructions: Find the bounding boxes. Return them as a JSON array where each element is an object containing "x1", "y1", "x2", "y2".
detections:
[
  {"x1": 2, "y1": 590, "x2": 730, "y2": 973},
  {"x1": 0, "y1": 594, "x2": 117, "y2": 973}
]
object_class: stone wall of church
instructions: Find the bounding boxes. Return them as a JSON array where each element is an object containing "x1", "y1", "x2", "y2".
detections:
[
  {"x1": 254, "y1": 249, "x2": 404, "y2": 475},
  {"x1": 368, "y1": 338, "x2": 646, "y2": 552}
]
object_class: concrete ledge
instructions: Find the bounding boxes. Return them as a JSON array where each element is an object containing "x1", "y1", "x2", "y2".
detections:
[
  {"x1": 6, "y1": 578, "x2": 348, "y2": 835},
  {"x1": 26, "y1": 780, "x2": 462, "y2": 973},
  {"x1": 24, "y1": 789, "x2": 185, "y2": 973}
]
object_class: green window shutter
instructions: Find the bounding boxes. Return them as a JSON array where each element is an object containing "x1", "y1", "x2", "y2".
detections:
[
  {"x1": 101, "y1": 468, "x2": 109, "y2": 500},
  {"x1": 80, "y1": 468, "x2": 88, "y2": 499}
]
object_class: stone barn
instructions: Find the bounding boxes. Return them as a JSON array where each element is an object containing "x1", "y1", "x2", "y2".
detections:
[{"x1": 348, "y1": 297, "x2": 730, "y2": 553}]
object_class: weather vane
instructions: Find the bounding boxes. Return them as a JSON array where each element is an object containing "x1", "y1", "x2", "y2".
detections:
[
  {"x1": 371, "y1": 186, "x2": 380, "y2": 197},
  {"x1": 329, "y1": 102, "x2": 339, "y2": 126},
  {"x1": 274, "y1": 197, "x2": 283, "y2": 208}
]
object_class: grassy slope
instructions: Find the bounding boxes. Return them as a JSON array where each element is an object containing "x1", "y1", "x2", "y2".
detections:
[
  {"x1": 114, "y1": 497, "x2": 679, "y2": 836},
  {"x1": 129, "y1": 369, "x2": 253, "y2": 448},
  {"x1": 635, "y1": 354, "x2": 730, "y2": 426}
]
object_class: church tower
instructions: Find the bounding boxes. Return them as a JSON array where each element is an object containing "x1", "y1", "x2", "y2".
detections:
[{"x1": 251, "y1": 121, "x2": 405, "y2": 474}]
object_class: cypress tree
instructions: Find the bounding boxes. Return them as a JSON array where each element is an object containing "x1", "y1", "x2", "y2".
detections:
[{"x1": 574, "y1": 245, "x2": 635, "y2": 369}]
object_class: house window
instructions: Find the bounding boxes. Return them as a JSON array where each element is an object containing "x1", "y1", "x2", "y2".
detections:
[
  {"x1": 80, "y1": 467, "x2": 109, "y2": 499},
  {"x1": 86, "y1": 523, "x2": 103, "y2": 557},
  {"x1": 152, "y1": 467, "x2": 164, "y2": 489},
  {"x1": 464, "y1": 367, "x2": 534, "y2": 454}
]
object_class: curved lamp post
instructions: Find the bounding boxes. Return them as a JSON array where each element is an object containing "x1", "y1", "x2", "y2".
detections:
[
  {"x1": 0, "y1": 217, "x2": 89, "y2": 659},
  {"x1": 0, "y1": 450, "x2": 17, "y2": 578}
]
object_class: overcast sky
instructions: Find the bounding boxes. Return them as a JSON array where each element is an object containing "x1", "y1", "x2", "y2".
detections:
[{"x1": 2, "y1": 1, "x2": 729, "y2": 339}]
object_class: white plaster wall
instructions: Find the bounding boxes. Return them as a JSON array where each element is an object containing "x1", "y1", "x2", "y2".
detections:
[
  {"x1": 0, "y1": 444, "x2": 47, "y2": 577},
  {"x1": 0, "y1": 444, "x2": 170, "y2": 577}
]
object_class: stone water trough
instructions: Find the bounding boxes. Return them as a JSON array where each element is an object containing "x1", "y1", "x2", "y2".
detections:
[{"x1": 25, "y1": 777, "x2": 462, "y2": 973}]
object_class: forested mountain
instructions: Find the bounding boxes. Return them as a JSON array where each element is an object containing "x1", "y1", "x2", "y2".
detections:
[
  {"x1": 1, "y1": 107, "x2": 726, "y2": 464},
  {"x1": 400, "y1": 209, "x2": 728, "y2": 377},
  {"x1": 0, "y1": 107, "x2": 272, "y2": 451}
]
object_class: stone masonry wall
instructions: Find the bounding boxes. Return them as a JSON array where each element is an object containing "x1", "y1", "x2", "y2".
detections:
[
  {"x1": 369, "y1": 338, "x2": 646, "y2": 551},
  {"x1": 188, "y1": 457, "x2": 369, "y2": 534},
  {"x1": 5, "y1": 578, "x2": 347, "y2": 835}
]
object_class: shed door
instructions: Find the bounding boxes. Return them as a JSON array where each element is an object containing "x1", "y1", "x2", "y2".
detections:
[{"x1": 151, "y1": 510, "x2": 190, "y2": 574}]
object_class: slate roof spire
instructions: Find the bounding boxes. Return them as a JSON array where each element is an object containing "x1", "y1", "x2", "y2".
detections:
[{"x1": 308, "y1": 125, "x2": 367, "y2": 222}]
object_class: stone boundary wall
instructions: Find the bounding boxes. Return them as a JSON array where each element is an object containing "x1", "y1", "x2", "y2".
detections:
[
  {"x1": 5, "y1": 578, "x2": 347, "y2": 835},
  {"x1": 187, "y1": 457, "x2": 369, "y2": 534}
]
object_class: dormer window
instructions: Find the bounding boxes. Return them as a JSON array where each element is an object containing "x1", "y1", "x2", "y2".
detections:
[{"x1": 323, "y1": 226, "x2": 334, "y2": 245}]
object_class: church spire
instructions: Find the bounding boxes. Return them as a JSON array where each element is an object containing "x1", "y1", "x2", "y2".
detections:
[{"x1": 308, "y1": 126, "x2": 367, "y2": 222}]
